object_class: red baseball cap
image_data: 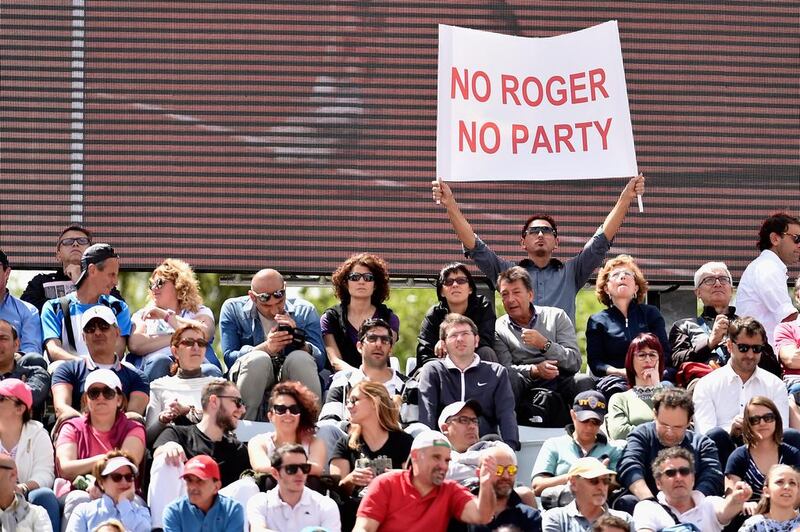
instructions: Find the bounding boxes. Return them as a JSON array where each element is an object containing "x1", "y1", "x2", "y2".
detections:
[{"x1": 181, "y1": 455, "x2": 220, "y2": 481}]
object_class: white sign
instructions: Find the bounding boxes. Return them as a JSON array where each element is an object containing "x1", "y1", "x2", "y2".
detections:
[{"x1": 437, "y1": 21, "x2": 638, "y2": 181}]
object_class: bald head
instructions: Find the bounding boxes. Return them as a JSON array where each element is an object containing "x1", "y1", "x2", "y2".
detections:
[
  {"x1": 480, "y1": 442, "x2": 517, "y2": 466},
  {"x1": 249, "y1": 269, "x2": 286, "y2": 320},
  {"x1": 251, "y1": 269, "x2": 284, "y2": 292}
]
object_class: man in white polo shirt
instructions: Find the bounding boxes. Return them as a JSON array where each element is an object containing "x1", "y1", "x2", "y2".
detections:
[{"x1": 247, "y1": 443, "x2": 340, "y2": 532}]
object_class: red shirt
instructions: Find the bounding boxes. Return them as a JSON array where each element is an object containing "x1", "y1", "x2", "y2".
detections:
[{"x1": 357, "y1": 469, "x2": 474, "y2": 532}]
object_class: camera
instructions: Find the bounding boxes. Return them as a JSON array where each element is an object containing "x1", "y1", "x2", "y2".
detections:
[{"x1": 354, "y1": 455, "x2": 392, "y2": 477}]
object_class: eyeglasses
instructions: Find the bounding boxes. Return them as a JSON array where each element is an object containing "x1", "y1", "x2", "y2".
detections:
[
  {"x1": 699, "y1": 275, "x2": 731, "y2": 287},
  {"x1": 252, "y1": 289, "x2": 285, "y2": 303},
  {"x1": 83, "y1": 321, "x2": 112, "y2": 334},
  {"x1": 217, "y1": 395, "x2": 244, "y2": 408},
  {"x1": 635, "y1": 352, "x2": 659, "y2": 361},
  {"x1": 586, "y1": 476, "x2": 612, "y2": 486},
  {"x1": 59, "y1": 237, "x2": 91, "y2": 247},
  {"x1": 363, "y1": 333, "x2": 392, "y2": 345},
  {"x1": 280, "y1": 463, "x2": 312, "y2": 475},
  {"x1": 525, "y1": 226, "x2": 556, "y2": 236},
  {"x1": 495, "y1": 465, "x2": 518, "y2": 476},
  {"x1": 271, "y1": 404, "x2": 301, "y2": 415},
  {"x1": 735, "y1": 343, "x2": 764, "y2": 354},
  {"x1": 87, "y1": 386, "x2": 117, "y2": 400},
  {"x1": 783, "y1": 232, "x2": 800, "y2": 244},
  {"x1": 149, "y1": 277, "x2": 168, "y2": 291},
  {"x1": 442, "y1": 277, "x2": 469, "y2": 287},
  {"x1": 448, "y1": 415, "x2": 479, "y2": 426},
  {"x1": 106, "y1": 472, "x2": 134, "y2": 483},
  {"x1": 661, "y1": 466, "x2": 692, "y2": 478},
  {"x1": 609, "y1": 269, "x2": 635, "y2": 280},
  {"x1": 177, "y1": 338, "x2": 208, "y2": 348},
  {"x1": 347, "y1": 272, "x2": 375, "y2": 282},
  {"x1": 748, "y1": 412, "x2": 776, "y2": 425}
]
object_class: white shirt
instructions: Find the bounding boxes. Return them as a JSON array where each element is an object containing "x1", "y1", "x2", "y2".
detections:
[
  {"x1": 736, "y1": 249, "x2": 796, "y2": 347},
  {"x1": 247, "y1": 486, "x2": 341, "y2": 532},
  {"x1": 633, "y1": 490, "x2": 725, "y2": 532},
  {"x1": 693, "y1": 363, "x2": 789, "y2": 434}
]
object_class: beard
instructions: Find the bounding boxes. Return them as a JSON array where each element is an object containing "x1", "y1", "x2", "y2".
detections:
[{"x1": 215, "y1": 409, "x2": 237, "y2": 432}]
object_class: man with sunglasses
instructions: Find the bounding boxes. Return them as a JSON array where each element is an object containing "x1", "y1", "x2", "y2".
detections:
[
  {"x1": 541, "y1": 457, "x2": 633, "y2": 531},
  {"x1": 41, "y1": 242, "x2": 130, "y2": 362},
  {"x1": 692, "y1": 316, "x2": 797, "y2": 465},
  {"x1": 736, "y1": 212, "x2": 800, "y2": 348},
  {"x1": 149, "y1": 379, "x2": 258, "y2": 529},
  {"x1": 532, "y1": 391, "x2": 622, "y2": 511},
  {"x1": 51, "y1": 305, "x2": 149, "y2": 420},
  {"x1": 247, "y1": 443, "x2": 341, "y2": 531},
  {"x1": 220, "y1": 268, "x2": 323, "y2": 420},
  {"x1": 432, "y1": 176, "x2": 645, "y2": 326},
  {"x1": 633, "y1": 447, "x2": 751, "y2": 532}
]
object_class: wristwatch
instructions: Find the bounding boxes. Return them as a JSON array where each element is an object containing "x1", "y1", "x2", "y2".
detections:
[{"x1": 542, "y1": 340, "x2": 552, "y2": 353}]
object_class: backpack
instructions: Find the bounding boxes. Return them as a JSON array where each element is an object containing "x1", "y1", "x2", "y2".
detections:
[
  {"x1": 518, "y1": 387, "x2": 570, "y2": 427},
  {"x1": 57, "y1": 296, "x2": 125, "y2": 352}
]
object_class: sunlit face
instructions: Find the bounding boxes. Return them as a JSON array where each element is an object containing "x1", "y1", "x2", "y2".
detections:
[
  {"x1": 91, "y1": 258, "x2": 120, "y2": 295},
  {"x1": 275, "y1": 451, "x2": 309, "y2": 495},
  {"x1": 346, "y1": 264, "x2": 376, "y2": 299},
  {"x1": 746, "y1": 403, "x2": 776, "y2": 442},
  {"x1": 150, "y1": 275, "x2": 178, "y2": 307},
  {"x1": 655, "y1": 457, "x2": 694, "y2": 500},
  {"x1": 771, "y1": 223, "x2": 800, "y2": 265},
  {"x1": 86, "y1": 385, "x2": 122, "y2": 416},
  {"x1": 571, "y1": 474, "x2": 610, "y2": 509},
  {"x1": 82, "y1": 318, "x2": 120, "y2": 358},
  {"x1": 171, "y1": 330, "x2": 206, "y2": 372},
  {"x1": 654, "y1": 406, "x2": 690, "y2": 447},
  {"x1": 56, "y1": 229, "x2": 91, "y2": 266},
  {"x1": 0, "y1": 322, "x2": 19, "y2": 365},
  {"x1": 441, "y1": 406, "x2": 479, "y2": 452},
  {"x1": 604, "y1": 266, "x2": 637, "y2": 302},
  {"x1": 441, "y1": 270, "x2": 472, "y2": 308},
  {"x1": 100, "y1": 465, "x2": 135, "y2": 500},
  {"x1": 489, "y1": 451, "x2": 516, "y2": 499},
  {"x1": 694, "y1": 268, "x2": 732, "y2": 308},
  {"x1": 632, "y1": 347, "x2": 660, "y2": 380},
  {"x1": 357, "y1": 326, "x2": 392, "y2": 369},
  {"x1": 184, "y1": 474, "x2": 220, "y2": 510},
  {"x1": 521, "y1": 219, "x2": 558, "y2": 257},
  {"x1": 249, "y1": 274, "x2": 286, "y2": 320},
  {"x1": 213, "y1": 386, "x2": 245, "y2": 432},
  {"x1": 499, "y1": 279, "x2": 533, "y2": 323},
  {"x1": 346, "y1": 389, "x2": 375, "y2": 425},
  {"x1": 728, "y1": 331, "x2": 763, "y2": 377},
  {"x1": 764, "y1": 467, "x2": 800, "y2": 511},
  {"x1": 443, "y1": 323, "x2": 479, "y2": 360},
  {"x1": 267, "y1": 394, "x2": 300, "y2": 434},
  {"x1": 413, "y1": 446, "x2": 451, "y2": 486}
]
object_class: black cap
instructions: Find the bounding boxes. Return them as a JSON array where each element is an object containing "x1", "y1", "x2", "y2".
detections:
[
  {"x1": 75, "y1": 243, "x2": 118, "y2": 288},
  {"x1": 0, "y1": 250, "x2": 8, "y2": 269}
]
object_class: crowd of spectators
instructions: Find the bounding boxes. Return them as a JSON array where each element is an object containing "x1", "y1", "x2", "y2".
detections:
[{"x1": 0, "y1": 181, "x2": 797, "y2": 531}]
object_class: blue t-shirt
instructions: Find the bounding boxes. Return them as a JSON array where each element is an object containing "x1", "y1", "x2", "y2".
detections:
[
  {"x1": 51, "y1": 358, "x2": 149, "y2": 408},
  {"x1": 726, "y1": 442, "x2": 800, "y2": 499},
  {"x1": 41, "y1": 293, "x2": 131, "y2": 356}
]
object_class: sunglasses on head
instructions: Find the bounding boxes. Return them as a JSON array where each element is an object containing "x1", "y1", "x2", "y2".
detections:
[
  {"x1": 495, "y1": 464, "x2": 518, "y2": 476},
  {"x1": 442, "y1": 276, "x2": 469, "y2": 287},
  {"x1": 783, "y1": 232, "x2": 800, "y2": 244},
  {"x1": 253, "y1": 289, "x2": 285, "y2": 303},
  {"x1": 106, "y1": 472, "x2": 134, "y2": 483},
  {"x1": 177, "y1": 338, "x2": 208, "y2": 348},
  {"x1": 280, "y1": 463, "x2": 312, "y2": 475},
  {"x1": 735, "y1": 343, "x2": 764, "y2": 354},
  {"x1": 271, "y1": 403, "x2": 301, "y2": 415},
  {"x1": 84, "y1": 321, "x2": 112, "y2": 334},
  {"x1": 748, "y1": 412, "x2": 776, "y2": 425},
  {"x1": 347, "y1": 272, "x2": 374, "y2": 282},
  {"x1": 87, "y1": 386, "x2": 117, "y2": 400},
  {"x1": 60, "y1": 237, "x2": 91, "y2": 247},
  {"x1": 525, "y1": 226, "x2": 556, "y2": 236},
  {"x1": 661, "y1": 466, "x2": 692, "y2": 478},
  {"x1": 149, "y1": 277, "x2": 168, "y2": 291}
]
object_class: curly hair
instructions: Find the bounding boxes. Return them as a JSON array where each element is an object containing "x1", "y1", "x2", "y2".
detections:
[
  {"x1": 331, "y1": 253, "x2": 390, "y2": 305},
  {"x1": 742, "y1": 396, "x2": 783, "y2": 447},
  {"x1": 624, "y1": 333, "x2": 665, "y2": 386},
  {"x1": 347, "y1": 380, "x2": 401, "y2": 450},
  {"x1": 595, "y1": 255, "x2": 648, "y2": 306},
  {"x1": 149, "y1": 258, "x2": 204, "y2": 312},
  {"x1": 268, "y1": 381, "x2": 320, "y2": 439}
]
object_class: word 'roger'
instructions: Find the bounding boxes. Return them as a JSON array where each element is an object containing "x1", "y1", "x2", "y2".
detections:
[{"x1": 451, "y1": 67, "x2": 613, "y2": 155}]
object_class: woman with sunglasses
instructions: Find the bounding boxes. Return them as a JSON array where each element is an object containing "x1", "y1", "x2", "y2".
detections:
[
  {"x1": 248, "y1": 381, "x2": 326, "y2": 478},
  {"x1": 0, "y1": 379, "x2": 60, "y2": 530},
  {"x1": 606, "y1": 333, "x2": 666, "y2": 439},
  {"x1": 128, "y1": 258, "x2": 222, "y2": 380},
  {"x1": 740, "y1": 464, "x2": 800, "y2": 532},
  {"x1": 726, "y1": 397, "x2": 800, "y2": 517},
  {"x1": 144, "y1": 324, "x2": 222, "y2": 445},
  {"x1": 329, "y1": 380, "x2": 412, "y2": 529},
  {"x1": 416, "y1": 262, "x2": 497, "y2": 370},
  {"x1": 55, "y1": 369, "x2": 145, "y2": 524},
  {"x1": 586, "y1": 255, "x2": 671, "y2": 393},
  {"x1": 321, "y1": 253, "x2": 399, "y2": 372},
  {"x1": 65, "y1": 449, "x2": 150, "y2": 532}
]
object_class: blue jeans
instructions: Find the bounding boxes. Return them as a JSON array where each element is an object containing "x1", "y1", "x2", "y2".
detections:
[{"x1": 29, "y1": 487, "x2": 60, "y2": 531}]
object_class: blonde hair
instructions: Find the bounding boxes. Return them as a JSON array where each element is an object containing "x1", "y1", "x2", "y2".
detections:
[
  {"x1": 149, "y1": 258, "x2": 203, "y2": 312},
  {"x1": 347, "y1": 380, "x2": 401, "y2": 450},
  {"x1": 595, "y1": 254, "x2": 648, "y2": 306}
]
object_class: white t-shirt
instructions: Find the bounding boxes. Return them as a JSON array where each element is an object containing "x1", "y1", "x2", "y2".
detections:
[
  {"x1": 247, "y1": 486, "x2": 341, "y2": 532},
  {"x1": 633, "y1": 490, "x2": 725, "y2": 532}
]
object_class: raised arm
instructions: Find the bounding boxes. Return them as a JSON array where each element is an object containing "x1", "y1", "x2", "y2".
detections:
[
  {"x1": 432, "y1": 180, "x2": 477, "y2": 250},
  {"x1": 601, "y1": 174, "x2": 645, "y2": 241}
]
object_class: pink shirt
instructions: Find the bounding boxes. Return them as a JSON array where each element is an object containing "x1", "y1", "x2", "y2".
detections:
[{"x1": 56, "y1": 420, "x2": 145, "y2": 458}]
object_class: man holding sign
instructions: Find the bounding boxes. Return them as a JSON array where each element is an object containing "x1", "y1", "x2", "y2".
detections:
[{"x1": 431, "y1": 175, "x2": 644, "y2": 326}]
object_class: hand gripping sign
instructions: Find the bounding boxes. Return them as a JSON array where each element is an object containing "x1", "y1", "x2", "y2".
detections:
[{"x1": 436, "y1": 21, "x2": 639, "y2": 185}]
